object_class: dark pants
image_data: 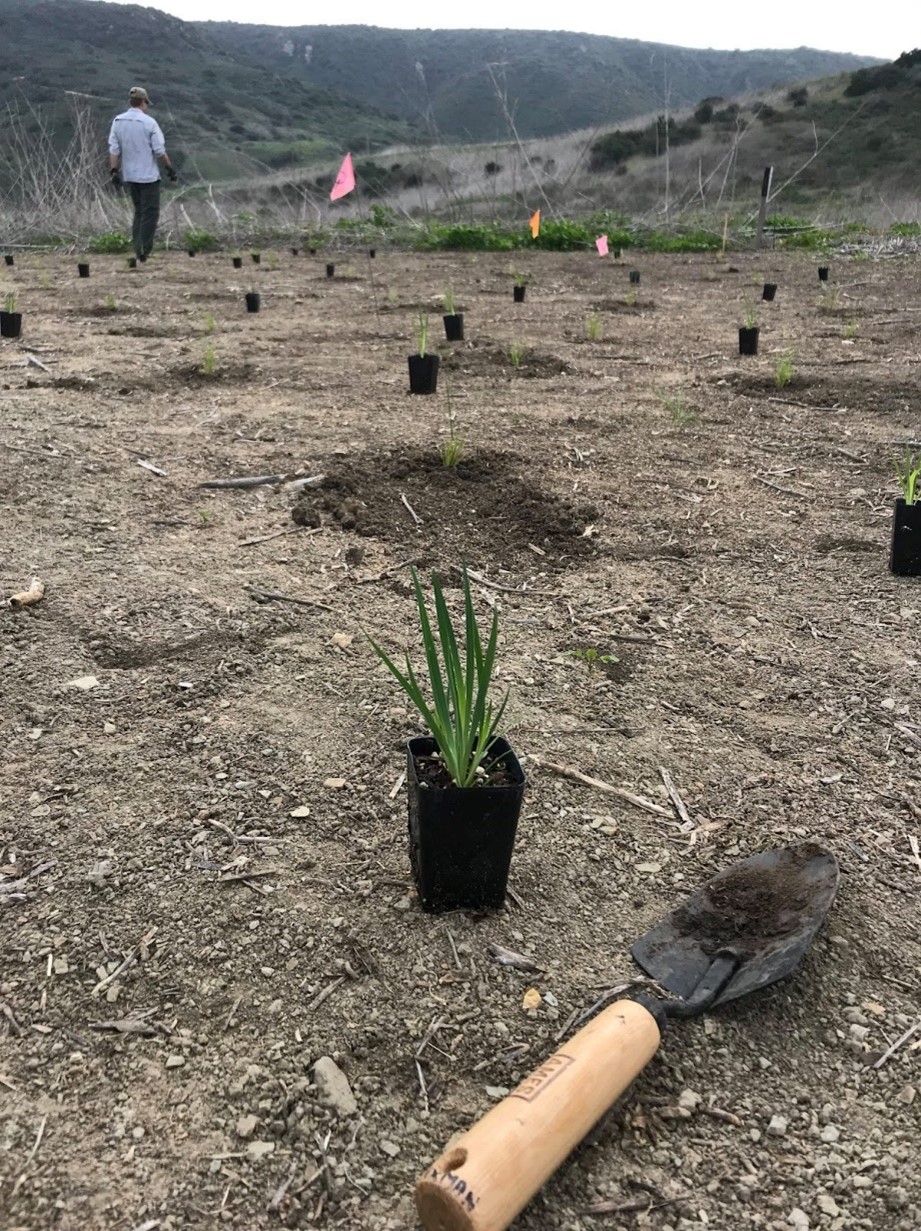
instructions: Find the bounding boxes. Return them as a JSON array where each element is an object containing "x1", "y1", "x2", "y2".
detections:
[{"x1": 127, "y1": 180, "x2": 160, "y2": 258}]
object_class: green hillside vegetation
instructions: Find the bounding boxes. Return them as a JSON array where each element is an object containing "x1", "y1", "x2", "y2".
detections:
[
  {"x1": 0, "y1": 0, "x2": 415, "y2": 185},
  {"x1": 586, "y1": 49, "x2": 921, "y2": 211},
  {"x1": 198, "y1": 22, "x2": 880, "y2": 142}
]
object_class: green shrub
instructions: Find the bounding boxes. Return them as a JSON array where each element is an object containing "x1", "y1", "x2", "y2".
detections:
[
  {"x1": 88, "y1": 230, "x2": 131, "y2": 254},
  {"x1": 184, "y1": 227, "x2": 218, "y2": 252}
]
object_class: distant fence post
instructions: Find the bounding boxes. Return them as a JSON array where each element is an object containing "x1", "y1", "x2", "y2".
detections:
[{"x1": 755, "y1": 166, "x2": 774, "y2": 249}]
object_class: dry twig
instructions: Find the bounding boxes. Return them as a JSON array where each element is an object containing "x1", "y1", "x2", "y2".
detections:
[{"x1": 534, "y1": 758, "x2": 672, "y2": 818}]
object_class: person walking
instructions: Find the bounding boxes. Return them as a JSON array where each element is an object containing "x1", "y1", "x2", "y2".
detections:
[{"x1": 108, "y1": 86, "x2": 177, "y2": 262}]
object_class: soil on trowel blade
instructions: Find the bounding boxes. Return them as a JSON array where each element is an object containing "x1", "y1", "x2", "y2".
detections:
[{"x1": 672, "y1": 844, "x2": 832, "y2": 955}]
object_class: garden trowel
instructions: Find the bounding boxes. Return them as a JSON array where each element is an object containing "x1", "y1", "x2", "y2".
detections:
[{"x1": 415, "y1": 842, "x2": 839, "y2": 1231}]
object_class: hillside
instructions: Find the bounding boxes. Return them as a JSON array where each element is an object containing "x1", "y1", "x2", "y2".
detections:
[
  {"x1": 197, "y1": 23, "x2": 881, "y2": 142},
  {"x1": 0, "y1": 0, "x2": 415, "y2": 183}
]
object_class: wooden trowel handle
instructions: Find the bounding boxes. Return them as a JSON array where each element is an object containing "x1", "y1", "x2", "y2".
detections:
[{"x1": 415, "y1": 999, "x2": 661, "y2": 1231}]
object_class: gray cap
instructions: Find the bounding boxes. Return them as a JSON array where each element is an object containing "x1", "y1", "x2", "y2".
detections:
[{"x1": 128, "y1": 86, "x2": 151, "y2": 103}]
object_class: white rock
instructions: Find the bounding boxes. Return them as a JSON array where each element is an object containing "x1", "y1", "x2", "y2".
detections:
[
  {"x1": 820, "y1": 1124, "x2": 840, "y2": 1143},
  {"x1": 817, "y1": 1194, "x2": 840, "y2": 1217},
  {"x1": 768, "y1": 1114, "x2": 788, "y2": 1137},
  {"x1": 313, "y1": 1056, "x2": 357, "y2": 1116},
  {"x1": 236, "y1": 1114, "x2": 258, "y2": 1139},
  {"x1": 788, "y1": 1209, "x2": 810, "y2": 1230},
  {"x1": 678, "y1": 1089, "x2": 702, "y2": 1112}
]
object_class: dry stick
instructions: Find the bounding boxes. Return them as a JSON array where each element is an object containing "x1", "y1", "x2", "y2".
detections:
[
  {"x1": 244, "y1": 586, "x2": 333, "y2": 612},
  {"x1": 873, "y1": 1020, "x2": 921, "y2": 1069},
  {"x1": 533, "y1": 758, "x2": 672, "y2": 819},
  {"x1": 91, "y1": 926, "x2": 157, "y2": 995},
  {"x1": 659, "y1": 767, "x2": 693, "y2": 828},
  {"x1": 238, "y1": 526, "x2": 309, "y2": 548},
  {"x1": 400, "y1": 492, "x2": 422, "y2": 525},
  {"x1": 306, "y1": 976, "x2": 346, "y2": 1012},
  {"x1": 754, "y1": 475, "x2": 811, "y2": 500},
  {"x1": 456, "y1": 566, "x2": 561, "y2": 599},
  {"x1": 10, "y1": 1114, "x2": 48, "y2": 1198},
  {"x1": 137, "y1": 459, "x2": 168, "y2": 477},
  {"x1": 765, "y1": 397, "x2": 843, "y2": 413},
  {"x1": 198, "y1": 474, "x2": 284, "y2": 490}
]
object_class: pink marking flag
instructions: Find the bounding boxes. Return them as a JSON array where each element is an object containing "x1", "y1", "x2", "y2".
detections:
[
  {"x1": 595, "y1": 234, "x2": 609, "y2": 256},
  {"x1": 330, "y1": 152, "x2": 356, "y2": 202}
]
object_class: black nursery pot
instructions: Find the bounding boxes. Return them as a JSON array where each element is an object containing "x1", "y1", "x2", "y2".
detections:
[
  {"x1": 890, "y1": 498, "x2": 921, "y2": 576},
  {"x1": 613, "y1": 248, "x2": 622, "y2": 259},
  {"x1": 291, "y1": 247, "x2": 299, "y2": 256},
  {"x1": 3, "y1": 255, "x2": 13, "y2": 267},
  {"x1": 408, "y1": 353, "x2": 439, "y2": 394},
  {"x1": 818, "y1": 266, "x2": 829, "y2": 282},
  {"x1": 127, "y1": 257, "x2": 137, "y2": 269},
  {"x1": 369, "y1": 247, "x2": 376, "y2": 259},
  {"x1": 513, "y1": 284, "x2": 526, "y2": 303},
  {"x1": 232, "y1": 256, "x2": 243, "y2": 269},
  {"x1": 762, "y1": 283, "x2": 777, "y2": 301},
  {"x1": 326, "y1": 263, "x2": 335, "y2": 278},
  {"x1": 251, "y1": 253, "x2": 261, "y2": 265},
  {"x1": 244, "y1": 292, "x2": 261, "y2": 313},
  {"x1": 187, "y1": 249, "x2": 196, "y2": 257},
  {"x1": 0, "y1": 311, "x2": 23, "y2": 338},
  {"x1": 78, "y1": 263, "x2": 90, "y2": 278},
  {"x1": 629, "y1": 270, "x2": 641, "y2": 285},
  {"x1": 443, "y1": 312, "x2": 464, "y2": 342},
  {"x1": 407, "y1": 736, "x2": 526, "y2": 913},
  {"x1": 309, "y1": 247, "x2": 317, "y2": 255},
  {"x1": 739, "y1": 326, "x2": 760, "y2": 355}
]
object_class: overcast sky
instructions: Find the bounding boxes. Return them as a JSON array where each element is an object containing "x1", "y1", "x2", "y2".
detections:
[{"x1": 124, "y1": 0, "x2": 907, "y2": 60}]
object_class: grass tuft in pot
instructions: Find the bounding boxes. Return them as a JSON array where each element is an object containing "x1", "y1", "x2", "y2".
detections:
[
  {"x1": 0, "y1": 291, "x2": 22, "y2": 338},
  {"x1": 408, "y1": 312, "x2": 439, "y2": 393},
  {"x1": 441, "y1": 288, "x2": 464, "y2": 341},
  {"x1": 891, "y1": 452, "x2": 921, "y2": 576},
  {"x1": 369, "y1": 567, "x2": 508, "y2": 786}
]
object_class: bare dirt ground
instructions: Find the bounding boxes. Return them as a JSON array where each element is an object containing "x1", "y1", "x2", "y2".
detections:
[{"x1": 1, "y1": 246, "x2": 920, "y2": 1231}]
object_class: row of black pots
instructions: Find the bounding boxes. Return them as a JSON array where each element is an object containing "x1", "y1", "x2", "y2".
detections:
[
  {"x1": 408, "y1": 736, "x2": 525, "y2": 913},
  {"x1": 1, "y1": 310, "x2": 22, "y2": 338}
]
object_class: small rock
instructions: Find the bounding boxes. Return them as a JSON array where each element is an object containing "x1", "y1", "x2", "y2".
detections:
[
  {"x1": 848, "y1": 1024, "x2": 869, "y2": 1042},
  {"x1": 768, "y1": 1115, "x2": 788, "y2": 1137},
  {"x1": 522, "y1": 988, "x2": 542, "y2": 1011},
  {"x1": 817, "y1": 1194, "x2": 840, "y2": 1217},
  {"x1": 289, "y1": 805, "x2": 311, "y2": 818},
  {"x1": 677, "y1": 1089, "x2": 701, "y2": 1112},
  {"x1": 236, "y1": 1114, "x2": 258, "y2": 1139},
  {"x1": 66, "y1": 675, "x2": 99, "y2": 690},
  {"x1": 246, "y1": 1140, "x2": 275, "y2": 1160},
  {"x1": 379, "y1": 1139, "x2": 400, "y2": 1158},
  {"x1": 885, "y1": 1187, "x2": 909, "y2": 1211},
  {"x1": 103, "y1": 722, "x2": 116, "y2": 735},
  {"x1": 331, "y1": 632, "x2": 353, "y2": 648},
  {"x1": 819, "y1": 1124, "x2": 840, "y2": 1143},
  {"x1": 313, "y1": 1056, "x2": 357, "y2": 1116},
  {"x1": 323, "y1": 778, "x2": 347, "y2": 790},
  {"x1": 896, "y1": 1084, "x2": 916, "y2": 1105},
  {"x1": 788, "y1": 1209, "x2": 810, "y2": 1230},
  {"x1": 165, "y1": 1054, "x2": 185, "y2": 1069}
]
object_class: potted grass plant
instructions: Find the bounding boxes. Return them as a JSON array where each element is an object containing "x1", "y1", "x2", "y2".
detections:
[
  {"x1": 78, "y1": 262, "x2": 90, "y2": 278},
  {"x1": 739, "y1": 300, "x2": 759, "y2": 355},
  {"x1": 441, "y1": 288, "x2": 464, "y2": 341},
  {"x1": 890, "y1": 453, "x2": 921, "y2": 576},
  {"x1": 1, "y1": 292, "x2": 22, "y2": 338},
  {"x1": 369, "y1": 567, "x2": 526, "y2": 912},
  {"x1": 762, "y1": 282, "x2": 777, "y2": 301},
  {"x1": 3, "y1": 254, "x2": 13, "y2": 267},
  {"x1": 326, "y1": 262, "x2": 336, "y2": 279},
  {"x1": 818, "y1": 265, "x2": 829, "y2": 282},
  {"x1": 512, "y1": 271, "x2": 527, "y2": 303},
  {"x1": 244, "y1": 291, "x2": 260, "y2": 313},
  {"x1": 251, "y1": 251, "x2": 261, "y2": 265},
  {"x1": 629, "y1": 269, "x2": 641, "y2": 285},
  {"x1": 231, "y1": 253, "x2": 243, "y2": 269},
  {"x1": 408, "y1": 312, "x2": 439, "y2": 394}
]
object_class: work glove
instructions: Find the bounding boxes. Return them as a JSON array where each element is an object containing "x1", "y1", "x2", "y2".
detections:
[
  {"x1": 109, "y1": 167, "x2": 120, "y2": 186},
  {"x1": 166, "y1": 167, "x2": 178, "y2": 183}
]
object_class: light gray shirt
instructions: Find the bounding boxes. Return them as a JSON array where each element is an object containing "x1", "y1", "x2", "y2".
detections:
[{"x1": 108, "y1": 108, "x2": 166, "y2": 184}]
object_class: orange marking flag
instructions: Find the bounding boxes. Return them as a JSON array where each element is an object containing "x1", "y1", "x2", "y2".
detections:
[
  {"x1": 330, "y1": 152, "x2": 356, "y2": 202},
  {"x1": 529, "y1": 209, "x2": 541, "y2": 239}
]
